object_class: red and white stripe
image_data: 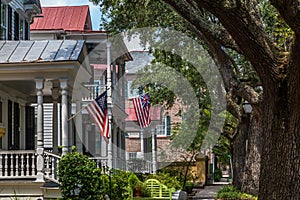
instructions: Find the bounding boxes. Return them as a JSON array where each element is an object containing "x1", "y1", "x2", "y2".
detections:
[
  {"x1": 132, "y1": 95, "x2": 151, "y2": 128},
  {"x1": 85, "y1": 99, "x2": 109, "y2": 142}
]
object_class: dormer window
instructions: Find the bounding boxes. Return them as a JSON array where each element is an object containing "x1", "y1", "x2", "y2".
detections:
[
  {"x1": 0, "y1": 4, "x2": 7, "y2": 40},
  {"x1": 1, "y1": 2, "x2": 30, "y2": 41}
]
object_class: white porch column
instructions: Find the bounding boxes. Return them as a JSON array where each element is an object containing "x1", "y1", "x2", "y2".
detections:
[
  {"x1": 118, "y1": 128, "x2": 122, "y2": 163},
  {"x1": 140, "y1": 129, "x2": 145, "y2": 160},
  {"x1": 113, "y1": 125, "x2": 117, "y2": 168},
  {"x1": 106, "y1": 39, "x2": 113, "y2": 169},
  {"x1": 35, "y1": 78, "x2": 44, "y2": 182},
  {"x1": 151, "y1": 128, "x2": 157, "y2": 174},
  {"x1": 60, "y1": 79, "x2": 69, "y2": 156},
  {"x1": 75, "y1": 100, "x2": 83, "y2": 153},
  {"x1": 52, "y1": 86, "x2": 59, "y2": 154}
]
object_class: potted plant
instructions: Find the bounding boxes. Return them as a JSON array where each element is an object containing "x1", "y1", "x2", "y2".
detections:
[
  {"x1": 128, "y1": 173, "x2": 143, "y2": 197},
  {"x1": 184, "y1": 181, "x2": 194, "y2": 194}
]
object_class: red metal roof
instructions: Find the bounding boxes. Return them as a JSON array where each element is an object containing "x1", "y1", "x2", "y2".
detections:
[
  {"x1": 126, "y1": 106, "x2": 162, "y2": 121},
  {"x1": 30, "y1": 5, "x2": 92, "y2": 31}
]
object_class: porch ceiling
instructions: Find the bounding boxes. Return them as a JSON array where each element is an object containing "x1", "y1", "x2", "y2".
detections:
[{"x1": 0, "y1": 79, "x2": 65, "y2": 103}]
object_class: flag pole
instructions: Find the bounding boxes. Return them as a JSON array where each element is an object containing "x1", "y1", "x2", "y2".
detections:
[
  {"x1": 106, "y1": 37, "x2": 113, "y2": 169},
  {"x1": 68, "y1": 106, "x2": 86, "y2": 121}
]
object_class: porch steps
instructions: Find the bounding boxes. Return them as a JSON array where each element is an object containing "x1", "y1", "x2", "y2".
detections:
[
  {"x1": 0, "y1": 180, "x2": 62, "y2": 200},
  {"x1": 41, "y1": 180, "x2": 62, "y2": 199}
]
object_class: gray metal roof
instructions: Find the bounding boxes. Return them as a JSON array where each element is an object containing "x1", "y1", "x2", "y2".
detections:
[{"x1": 0, "y1": 40, "x2": 85, "y2": 64}]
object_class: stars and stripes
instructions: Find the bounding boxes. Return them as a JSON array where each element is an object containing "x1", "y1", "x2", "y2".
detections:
[
  {"x1": 132, "y1": 93, "x2": 151, "y2": 128},
  {"x1": 85, "y1": 91, "x2": 109, "y2": 142}
]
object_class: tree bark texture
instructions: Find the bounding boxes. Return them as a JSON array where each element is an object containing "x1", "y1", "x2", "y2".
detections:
[
  {"x1": 159, "y1": 1, "x2": 300, "y2": 198},
  {"x1": 233, "y1": 112, "x2": 262, "y2": 196},
  {"x1": 242, "y1": 113, "x2": 262, "y2": 196},
  {"x1": 259, "y1": 81, "x2": 300, "y2": 199},
  {"x1": 232, "y1": 118, "x2": 247, "y2": 191}
]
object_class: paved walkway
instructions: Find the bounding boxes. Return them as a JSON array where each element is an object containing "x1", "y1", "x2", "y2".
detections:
[{"x1": 189, "y1": 181, "x2": 229, "y2": 200}]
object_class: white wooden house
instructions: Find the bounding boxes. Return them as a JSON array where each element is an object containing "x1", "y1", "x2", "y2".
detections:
[{"x1": 0, "y1": 1, "x2": 131, "y2": 199}]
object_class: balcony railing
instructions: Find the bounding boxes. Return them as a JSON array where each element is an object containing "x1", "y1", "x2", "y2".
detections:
[
  {"x1": 82, "y1": 84, "x2": 105, "y2": 101},
  {"x1": 0, "y1": 150, "x2": 36, "y2": 179},
  {"x1": 126, "y1": 159, "x2": 153, "y2": 174},
  {"x1": 89, "y1": 157, "x2": 109, "y2": 173},
  {"x1": 82, "y1": 84, "x2": 125, "y2": 110}
]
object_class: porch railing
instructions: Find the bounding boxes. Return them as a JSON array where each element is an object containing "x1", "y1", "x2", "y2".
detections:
[
  {"x1": 0, "y1": 150, "x2": 36, "y2": 179},
  {"x1": 82, "y1": 84, "x2": 105, "y2": 101},
  {"x1": 0, "y1": 151, "x2": 133, "y2": 182},
  {"x1": 44, "y1": 151, "x2": 61, "y2": 183},
  {"x1": 89, "y1": 157, "x2": 109, "y2": 173},
  {"x1": 126, "y1": 159, "x2": 153, "y2": 174}
]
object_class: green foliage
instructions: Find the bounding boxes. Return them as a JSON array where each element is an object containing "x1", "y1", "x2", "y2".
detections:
[
  {"x1": 213, "y1": 135, "x2": 231, "y2": 165},
  {"x1": 57, "y1": 152, "x2": 102, "y2": 200},
  {"x1": 184, "y1": 181, "x2": 194, "y2": 194},
  {"x1": 146, "y1": 171, "x2": 181, "y2": 190},
  {"x1": 216, "y1": 186, "x2": 257, "y2": 200},
  {"x1": 108, "y1": 169, "x2": 133, "y2": 200},
  {"x1": 214, "y1": 168, "x2": 223, "y2": 182},
  {"x1": 259, "y1": 0, "x2": 293, "y2": 51},
  {"x1": 58, "y1": 151, "x2": 135, "y2": 200}
]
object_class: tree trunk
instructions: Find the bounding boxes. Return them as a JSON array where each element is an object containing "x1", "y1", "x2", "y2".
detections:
[
  {"x1": 259, "y1": 79, "x2": 300, "y2": 199},
  {"x1": 233, "y1": 112, "x2": 262, "y2": 196},
  {"x1": 232, "y1": 118, "x2": 247, "y2": 190},
  {"x1": 242, "y1": 112, "x2": 262, "y2": 196}
]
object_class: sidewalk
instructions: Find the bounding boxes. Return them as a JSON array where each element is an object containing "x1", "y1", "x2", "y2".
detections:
[{"x1": 188, "y1": 179, "x2": 229, "y2": 200}]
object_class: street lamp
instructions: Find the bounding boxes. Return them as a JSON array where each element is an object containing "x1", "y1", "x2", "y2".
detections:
[{"x1": 242, "y1": 101, "x2": 252, "y2": 114}]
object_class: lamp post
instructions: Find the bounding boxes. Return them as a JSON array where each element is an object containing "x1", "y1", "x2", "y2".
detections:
[
  {"x1": 242, "y1": 101, "x2": 252, "y2": 152},
  {"x1": 242, "y1": 101, "x2": 252, "y2": 114}
]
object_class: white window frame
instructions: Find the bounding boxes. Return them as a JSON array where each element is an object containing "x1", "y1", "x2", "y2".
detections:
[
  {"x1": 0, "y1": 3, "x2": 8, "y2": 40},
  {"x1": 127, "y1": 81, "x2": 139, "y2": 99}
]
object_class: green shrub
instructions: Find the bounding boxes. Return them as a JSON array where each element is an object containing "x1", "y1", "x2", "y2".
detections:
[
  {"x1": 214, "y1": 168, "x2": 223, "y2": 182},
  {"x1": 146, "y1": 171, "x2": 181, "y2": 190},
  {"x1": 184, "y1": 181, "x2": 194, "y2": 194},
  {"x1": 109, "y1": 169, "x2": 133, "y2": 200},
  {"x1": 216, "y1": 186, "x2": 257, "y2": 200},
  {"x1": 58, "y1": 152, "x2": 102, "y2": 200}
]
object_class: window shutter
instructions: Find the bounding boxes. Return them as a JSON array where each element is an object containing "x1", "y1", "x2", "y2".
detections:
[
  {"x1": 13, "y1": 102, "x2": 20, "y2": 149},
  {"x1": 25, "y1": 106, "x2": 35, "y2": 150},
  {"x1": 7, "y1": 5, "x2": 12, "y2": 40},
  {"x1": 165, "y1": 115, "x2": 171, "y2": 136},
  {"x1": 25, "y1": 21, "x2": 29, "y2": 40},
  {"x1": 14, "y1": 11, "x2": 19, "y2": 40},
  {"x1": 7, "y1": 100, "x2": 12, "y2": 149},
  {"x1": 0, "y1": 2, "x2": 1, "y2": 29}
]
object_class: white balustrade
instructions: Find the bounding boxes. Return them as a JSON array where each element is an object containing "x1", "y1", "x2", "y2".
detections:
[
  {"x1": 126, "y1": 159, "x2": 153, "y2": 174},
  {"x1": 0, "y1": 150, "x2": 36, "y2": 179},
  {"x1": 82, "y1": 84, "x2": 105, "y2": 101},
  {"x1": 0, "y1": 150, "x2": 122, "y2": 182},
  {"x1": 43, "y1": 151, "x2": 61, "y2": 183},
  {"x1": 89, "y1": 157, "x2": 109, "y2": 173}
]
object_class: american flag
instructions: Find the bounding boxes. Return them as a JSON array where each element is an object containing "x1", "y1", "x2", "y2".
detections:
[
  {"x1": 132, "y1": 93, "x2": 151, "y2": 128},
  {"x1": 85, "y1": 91, "x2": 109, "y2": 142}
]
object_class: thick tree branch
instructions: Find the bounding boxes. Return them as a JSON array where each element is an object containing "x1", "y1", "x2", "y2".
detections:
[
  {"x1": 270, "y1": 0, "x2": 300, "y2": 33},
  {"x1": 161, "y1": 0, "x2": 260, "y2": 101},
  {"x1": 161, "y1": 0, "x2": 241, "y2": 53},
  {"x1": 189, "y1": 0, "x2": 281, "y2": 85}
]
